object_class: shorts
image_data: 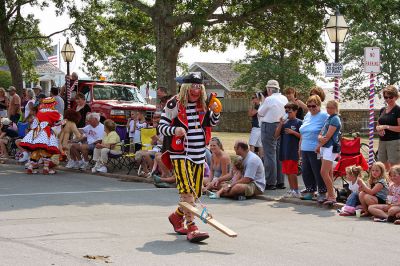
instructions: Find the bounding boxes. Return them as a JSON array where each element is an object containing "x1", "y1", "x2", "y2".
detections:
[
  {"x1": 172, "y1": 159, "x2": 204, "y2": 198},
  {"x1": 378, "y1": 139, "x2": 400, "y2": 164},
  {"x1": 282, "y1": 160, "x2": 298, "y2": 175},
  {"x1": 244, "y1": 182, "x2": 263, "y2": 197},
  {"x1": 9, "y1": 114, "x2": 20, "y2": 124},
  {"x1": 249, "y1": 127, "x2": 262, "y2": 147},
  {"x1": 320, "y1": 146, "x2": 338, "y2": 162},
  {"x1": 88, "y1": 143, "x2": 95, "y2": 152},
  {"x1": 377, "y1": 197, "x2": 386, "y2": 204}
]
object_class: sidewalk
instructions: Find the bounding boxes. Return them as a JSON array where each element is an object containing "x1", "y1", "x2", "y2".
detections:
[{"x1": 2, "y1": 158, "x2": 344, "y2": 210}]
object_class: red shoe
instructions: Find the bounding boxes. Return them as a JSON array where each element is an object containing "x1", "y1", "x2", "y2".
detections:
[
  {"x1": 186, "y1": 225, "x2": 209, "y2": 243},
  {"x1": 168, "y1": 212, "x2": 188, "y2": 235}
]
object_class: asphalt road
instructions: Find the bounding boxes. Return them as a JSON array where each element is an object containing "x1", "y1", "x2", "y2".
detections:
[{"x1": 0, "y1": 164, "x2": 399, "y2": 266}]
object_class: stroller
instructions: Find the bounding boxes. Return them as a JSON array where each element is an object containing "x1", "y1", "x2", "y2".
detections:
[{"x1": 333, "y1": 136, "x2": 369, "y2": 203}]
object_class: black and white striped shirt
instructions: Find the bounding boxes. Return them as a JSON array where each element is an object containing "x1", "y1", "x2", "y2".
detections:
[{"x1": 159, "y1": 102, "x2": 220, "y2": 164}]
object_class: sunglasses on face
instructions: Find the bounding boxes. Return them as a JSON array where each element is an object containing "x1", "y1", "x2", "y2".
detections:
[
  {"x1": 384, "y1": 95, "x2": 394, "y2": 100},
  {"x1": 307, "y1": 105, "x2": 317, "y2": 108}
]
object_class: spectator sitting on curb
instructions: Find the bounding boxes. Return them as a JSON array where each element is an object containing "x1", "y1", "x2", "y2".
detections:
[
  {"x1": 221, "y1": 140, "x2": 265, "y2": 199},
  {"x1": 203, "y1": 137, "x2": 231, "y2": 192},
  {"x1": 357, "y1": 161, "x2": 389, "y2": 217},
  {"x1": 209, "y1": 156, "x2": 244, "y2": 199}
]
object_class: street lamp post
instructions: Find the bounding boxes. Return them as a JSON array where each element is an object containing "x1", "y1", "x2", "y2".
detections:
[
  {"x1": 325, "y1": 7, "x2": 349, "y2": 100},
  {"x1": 60, "y1": 38, "x2": 75, "y2": 110}
]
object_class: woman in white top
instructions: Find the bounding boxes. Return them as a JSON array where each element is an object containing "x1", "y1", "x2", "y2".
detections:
[{"x1": 24, "y1": 89, "x2": 35, "y2": 120}]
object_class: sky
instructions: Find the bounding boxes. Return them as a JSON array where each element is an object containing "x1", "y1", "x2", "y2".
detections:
[{"x1": 26, "y1": 2, "x2": 337, "y2": 89}]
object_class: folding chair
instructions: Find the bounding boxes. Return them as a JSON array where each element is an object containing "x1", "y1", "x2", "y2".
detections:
[
  {"x1": 106, "y1": 125, "x2": 129, "y2": 172},
  {"x1": 333, "y1": 136, "x2": 369, "y2": 203},
  {"x1": 127, "y1": 127, "x2": 157, "y2": 175}
]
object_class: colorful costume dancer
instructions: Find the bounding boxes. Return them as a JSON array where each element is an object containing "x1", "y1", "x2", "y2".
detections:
[
  {"x1": 20, "y1": 97, "x2": 62, "y2": 174},
  {"x1": 158, "y1": 73, "x2": 220, "y2": 243}
]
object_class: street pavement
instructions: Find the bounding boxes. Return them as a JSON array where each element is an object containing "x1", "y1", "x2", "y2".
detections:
[{"x1": 1, "y1": 163, "x2": 399, "y2": 266}]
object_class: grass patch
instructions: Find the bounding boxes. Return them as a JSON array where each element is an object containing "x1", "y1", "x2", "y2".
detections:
[{"x1": 211, "y1": 131, "x2": 379, "y2": 157}]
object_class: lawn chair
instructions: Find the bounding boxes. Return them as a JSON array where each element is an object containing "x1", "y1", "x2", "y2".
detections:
[
  {"x1": 127, "y1": 127, "x2": 157, "y2": 175},
  {"x1": 106, "y1": 125, "x2": 130, "y2": 172},
  {"x1": 7, "y1": 122, "x2": 28, "y2": 158},
  {"x1": 333, "y1": 136, "x2": 369, "y2": 203}
]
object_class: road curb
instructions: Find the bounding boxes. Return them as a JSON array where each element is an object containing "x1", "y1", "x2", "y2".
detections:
[
  {"x1": 255, "y1": 194, "x2": 345, "y2": 210},
  {"x1": 3, "y1": 160, "x2": 344, "y2": 210},
  {"x1": 57, "y1": 166, "x2": 154, "y2": 183}
]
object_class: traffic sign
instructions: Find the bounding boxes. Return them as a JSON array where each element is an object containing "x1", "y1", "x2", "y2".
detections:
[
  {"x1": 364, "y1": 47, "x2": 380, "y2": 73},
  {"x1": 325, "y1": 63, "x2": 343, "y2": 77}
]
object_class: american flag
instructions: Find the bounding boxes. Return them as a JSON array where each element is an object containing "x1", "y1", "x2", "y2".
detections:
[{"x1": 48, "y1": 44, "x2": 58, "y2": 67}]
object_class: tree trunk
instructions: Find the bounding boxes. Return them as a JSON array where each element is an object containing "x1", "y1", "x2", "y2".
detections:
[
  {"x1": 153, "y1": 1, "x2": 180, "y2": 96},
  {"x1": 0, "y1": 26, "x2": 24, "y2": 95}
]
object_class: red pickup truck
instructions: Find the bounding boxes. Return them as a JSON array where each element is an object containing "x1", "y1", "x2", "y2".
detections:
[{"x1": 76, "y1": 80, "x2": 156, "y2": 124}]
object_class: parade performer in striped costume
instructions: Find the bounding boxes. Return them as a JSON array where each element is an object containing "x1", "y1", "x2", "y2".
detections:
[{"x1": 158, "y1": 73, "x2": 220, "y2": 243}]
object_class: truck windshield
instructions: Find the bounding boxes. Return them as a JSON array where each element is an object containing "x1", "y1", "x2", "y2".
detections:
[{"x1": 93, "y1": 85, "x2": 146, "y2": 103}]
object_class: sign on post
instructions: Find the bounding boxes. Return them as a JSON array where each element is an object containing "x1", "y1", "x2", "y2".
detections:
[
  {"x1": 364, "y1": 47, "x2": 380, "y2": 73},
  {"x1": 325, "y1": 63, "x2": 343, "y2": 77}
]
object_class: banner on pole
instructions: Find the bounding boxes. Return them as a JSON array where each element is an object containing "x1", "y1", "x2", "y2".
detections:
[
  {"x1": 364, "y1": 47, "x2": 380, "y2": 73},
  {"x1": 325, "y1": 63, "x2": 343, "y2": 77}
]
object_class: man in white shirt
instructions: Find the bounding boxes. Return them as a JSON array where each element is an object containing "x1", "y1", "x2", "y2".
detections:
[
  {"x1": 258, "y1": 80, "x2": 288, "y2": 190},
  {"x1": 67, "y1": 112, "x2": 104, "y2": 170}
]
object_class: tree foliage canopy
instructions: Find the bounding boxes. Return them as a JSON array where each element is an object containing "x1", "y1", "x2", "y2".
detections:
[
  {"x1": 340, "y1": 0, "x2": 400, "y2": 101},
  {"x1": 0, "y1": 0, "x2": 56, "y2": 91},
  {"x1": 69, "y1": 0, "x2": 156, "y2": 84}
]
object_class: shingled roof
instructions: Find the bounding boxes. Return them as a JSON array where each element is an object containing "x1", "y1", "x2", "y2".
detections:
[
  {"x1": 189, "y1": 62, "x2": 241, "y2": 91},
  {"x1": 34, "y1": 61, "x2": 64, "y2": 75}
]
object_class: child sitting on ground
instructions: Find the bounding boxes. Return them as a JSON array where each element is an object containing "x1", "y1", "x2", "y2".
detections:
[
  {"x1": 209, "y1": 156, "x2": 244, "y2": 199},
  {"x1": 368, "y1": 165, "x2": 400, "y2": 223},
  {"x1": 357, "y1": 161, "x2": 388, "y2": 217},
  {"x1": 338, "y1": 165, "x2": 363, "y2": 216}
]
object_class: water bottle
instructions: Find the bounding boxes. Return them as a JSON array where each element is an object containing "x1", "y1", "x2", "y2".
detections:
[{"x1": 237, "y1": 195, "x2": 246, "y2": 201}]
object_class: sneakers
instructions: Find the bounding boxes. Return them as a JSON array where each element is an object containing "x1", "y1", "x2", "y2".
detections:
[
  {"x1": 283, "y1": 190, "x2": 294, "y2": 198},
  {"x1": 18, "y1": 152, "x2": 29, "y2": 163},
  {"x1": 283, "y1": 190, "x2": 301, "y2": 198},
  {"x1": 373, "y1": 217, "x2": 387, "y2": 223},
  {"x1": 65, "y1": 160, "x2": 78, "y2": 169},
  {"x1": 168, "y1": 212, "x2": 188, "y2": 235},
  {"x1": 79, "y1": 161, "x2": 90, "y2": 170},
  {"x1": 97, "y1": 165, "x2": 107, "y2": 173},
  {"x1": 317, "y1": 194, "x2": 327, "y2": 204},
  {"x1": 186, "y1": 224, "x2": 209, "y2": 243}
]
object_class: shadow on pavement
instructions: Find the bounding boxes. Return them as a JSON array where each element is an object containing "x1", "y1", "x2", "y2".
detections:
[{"x1": 136, "y1": 238, "x2": 234, "y2": 256}]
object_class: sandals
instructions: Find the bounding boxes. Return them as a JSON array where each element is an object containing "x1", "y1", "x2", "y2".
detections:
[
  {"x1": 360, "y1": 211, "x2": 371, "y2": 217},
  {"x1": 323, "y1": 198, "x2": 337, "y2": 206}
]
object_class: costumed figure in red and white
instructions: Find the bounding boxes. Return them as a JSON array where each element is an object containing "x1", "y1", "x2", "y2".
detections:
[
  {"x1": 19, "y1": 97, "x2": 62, "y2": 174},
  {"x1": 158, "y1": 73, "x2": 221, "y2": 243}
]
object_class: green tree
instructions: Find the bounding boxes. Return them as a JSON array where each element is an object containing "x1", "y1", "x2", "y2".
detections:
[
  {"x1": 96, "y1": 0, "x2": 332, "y2": 95},
  {"x1": 340, "y1": 0, "x2": 400, "y2": 101},
  {"x1": 0, "y1": 0, "x2": 55, "y2": 94},
  {"x1": 69, "y1": 1, "x2": 156, "y2": 84},
  {"x1": 234, "y1": 53, "x2": 316, "y2": 99},
  {"x1": 232, "y1": 3, "x2": 327, "y2": 98},
  {"x1": 0, "y1": 70, "x2": 12, "y2": 88}
]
